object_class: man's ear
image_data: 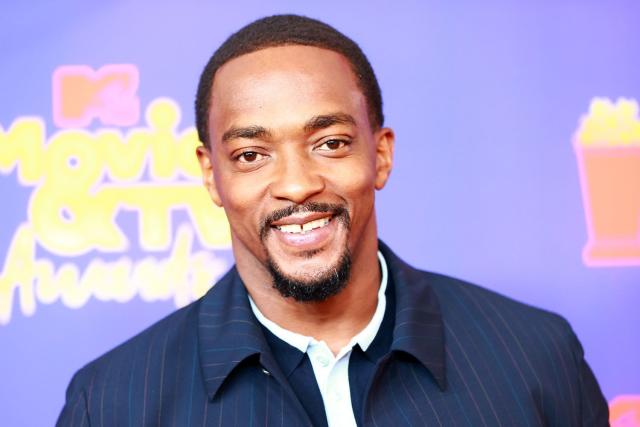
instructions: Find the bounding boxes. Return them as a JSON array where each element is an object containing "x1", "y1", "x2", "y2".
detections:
[
  {"x1": 374, "y1": 127, "x2": 395, "y2": 190},
  {"x1": 196, "y1": 145, "x2": 223, "y2": 207}
]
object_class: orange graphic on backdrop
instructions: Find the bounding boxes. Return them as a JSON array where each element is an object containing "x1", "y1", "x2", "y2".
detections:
[
  {"x1": 610, "y1": 395, "x2": 640, "y2": 427},
  {"x1": 574, "y1": 98, "x2": 640, "y2": 266},
  {"x1": 52, "y1": 64, "x2": 140, "y2": 127}
]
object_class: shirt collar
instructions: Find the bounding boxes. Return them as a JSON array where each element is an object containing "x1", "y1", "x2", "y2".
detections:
[
  {"x1": 197, "y1": 241, "x2": 446, "y2": 400},
  {"x1": 379, "y1": 240, "x2": 447, "y2": 391},
  {"x1": 248, "y1": 251, "x2": 388, "y2": 355},
  {"x1": 197, "y1": 267, "x2": 271, "y2": 400}
]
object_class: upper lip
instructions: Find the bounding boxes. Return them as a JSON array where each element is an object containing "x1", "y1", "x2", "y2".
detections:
[{"x1": 270, "y1": 212, "x2": 334, "y2": 227}]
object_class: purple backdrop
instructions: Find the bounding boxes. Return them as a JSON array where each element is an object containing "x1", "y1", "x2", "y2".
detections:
[{"x1": 1, "y1": 1, "x2": 639, "y2": 425}]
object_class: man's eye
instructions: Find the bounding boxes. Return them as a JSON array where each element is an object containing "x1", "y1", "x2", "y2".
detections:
[
  {"x1": 317, "y1": 139, "x2": 349, "y2": 151},
  {"x1": 236, "y1": 151, "x2": 264, "y2": 163}
]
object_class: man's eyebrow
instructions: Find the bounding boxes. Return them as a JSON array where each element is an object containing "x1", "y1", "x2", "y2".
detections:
[
  {"x1": 221, "y1": 125, "x2": 271, "y2": 143},
  {"x1": 303, "y1": 113, "x2": 356, "y2": 133}
]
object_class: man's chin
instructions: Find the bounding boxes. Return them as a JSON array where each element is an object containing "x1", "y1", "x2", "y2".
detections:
[
  {"x1": 258, "y1": 201, "x2": 353, "y2": 302},
  {"x1": 266, "y1": 248, "x2": 352, "y2": 303}
]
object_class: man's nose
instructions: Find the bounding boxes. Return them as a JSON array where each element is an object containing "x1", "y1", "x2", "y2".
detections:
[{"x1": 269, "y1": 151, "x2": 325, "y2": 204}]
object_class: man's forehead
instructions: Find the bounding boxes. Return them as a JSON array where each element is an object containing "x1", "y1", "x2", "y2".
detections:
[
  {"x1": 210, "y1": 45, "x2": 360, "y2": 102},
  {"x1": 208, "y1": 45, "x2": 368, "y2": 134}
]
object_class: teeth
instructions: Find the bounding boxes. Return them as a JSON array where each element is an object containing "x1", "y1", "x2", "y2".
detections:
[
  {"x1": 278, "y1": 217, "x2": 330, "y2": 234},
  {"x1": 302, "y1": 217, "x2": 329, "y2": 232},
  {"x1": 279, "y1": 224, "x2": 302, "y2": 233}
]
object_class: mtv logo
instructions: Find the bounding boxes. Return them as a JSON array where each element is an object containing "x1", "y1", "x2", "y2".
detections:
[{"x1": 52, "y1": 64, "x2": 140, "y2": 128}]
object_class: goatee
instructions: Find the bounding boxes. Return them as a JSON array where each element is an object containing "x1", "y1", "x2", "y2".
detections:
[
  {"x1": 266, "y1": 249, "x2": 351, "y2": 302},
  {"x1": 260, "y1": 202, "x2": 351, "y2": 302}
]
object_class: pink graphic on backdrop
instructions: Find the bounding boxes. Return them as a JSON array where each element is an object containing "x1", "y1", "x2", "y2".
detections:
[
  {"x1": 52, "y1": 64, "x2": 140, "y2": 128},
  {"x1": 610, "y1": 395, "x2": 640, "y2": 427}
]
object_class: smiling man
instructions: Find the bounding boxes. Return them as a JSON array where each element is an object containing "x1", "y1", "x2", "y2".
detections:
[
  {"x1": 58, "y1": 14, "x2": 608, "y2": 427},
  {"x1": 196, "y1": 39, "x2": 394, "y2": 361}
]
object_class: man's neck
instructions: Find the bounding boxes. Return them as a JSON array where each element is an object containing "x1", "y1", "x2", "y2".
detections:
[{"x1": 239, "y1": 241, "x2": 381, "y2": 355}]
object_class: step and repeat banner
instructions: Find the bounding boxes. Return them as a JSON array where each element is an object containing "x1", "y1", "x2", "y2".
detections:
[{"x1": 1, "y1": 1, "x2": 639, "y2": 425}]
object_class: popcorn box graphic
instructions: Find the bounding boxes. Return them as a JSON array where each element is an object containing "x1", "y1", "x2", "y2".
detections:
[{"x1": 574, "y1": 98, "x2": 640, "y2": 266}]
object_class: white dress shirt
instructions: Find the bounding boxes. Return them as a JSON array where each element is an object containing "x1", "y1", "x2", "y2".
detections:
[{"x1": 249, "y1": 251, "x2": 388, "y2": 427}]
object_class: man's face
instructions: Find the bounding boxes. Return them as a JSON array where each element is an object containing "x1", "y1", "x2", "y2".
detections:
[{"x1": 197, "y1": 45, "x2": 393, "y2": 300}]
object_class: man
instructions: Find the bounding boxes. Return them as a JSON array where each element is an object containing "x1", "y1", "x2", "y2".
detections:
[{"x1": 57, "y1": 14, "x2": 609, "y2": 426}]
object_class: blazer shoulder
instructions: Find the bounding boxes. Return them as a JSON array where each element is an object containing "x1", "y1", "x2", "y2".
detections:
[
  {"x1": 57, "y1": 300, "x2": 202, "y2": 426},
  {"x1": 59, "y1": 266, "x2": 239, "y2": 419},
  {"x1": 405, "y1": 266, "x2": 584, "y2": 361},
  {"x1": 380, "y1": 242, "x2": 574, "y2": 338},
  {"x1": 73, "y1": 299, "x2": 199, "y2": 388},
  {"x1": 419, "y1": 268, "x2": 571, "y2": 328},
  {"x1": 419, "y1": 269, "x2": 608, "y2": 423}
]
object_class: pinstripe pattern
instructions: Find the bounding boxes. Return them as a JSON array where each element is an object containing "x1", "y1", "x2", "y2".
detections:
[{"x1": 57, "y1": 241, "x2": 609, "y2": 426}]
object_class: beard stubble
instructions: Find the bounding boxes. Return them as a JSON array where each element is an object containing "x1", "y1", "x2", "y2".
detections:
[{"x1": 260, "y1": 202, "x2": 352, "y2": 302}]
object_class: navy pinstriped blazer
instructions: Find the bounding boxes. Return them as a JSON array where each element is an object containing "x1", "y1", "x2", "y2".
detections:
[{"x1": 57, "y1": 241, "x2": 609, "y2": 426}]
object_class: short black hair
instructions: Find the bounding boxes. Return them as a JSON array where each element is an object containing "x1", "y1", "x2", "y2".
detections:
[{"x1": 195, "y1": 14, "x2": 384, "y2": 147}]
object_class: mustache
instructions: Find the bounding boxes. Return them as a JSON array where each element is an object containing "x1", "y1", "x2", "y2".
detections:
[{"x1": 260, "y1": 202, "x2": 350, "y2": 240}]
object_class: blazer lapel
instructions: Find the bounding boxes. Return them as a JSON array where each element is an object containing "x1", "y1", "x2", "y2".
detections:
[
  {"x1": 379, "y1": 241, "x2": 447, "y2": 391},
  {"x1": 197, "y1": 267, "x2": 313, "y2": 426}
]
